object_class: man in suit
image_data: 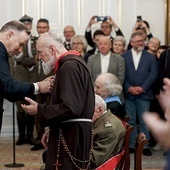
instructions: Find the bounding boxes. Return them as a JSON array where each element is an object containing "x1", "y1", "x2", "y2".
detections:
[
  {"x1": 85, "y1": 15, "x2": 124, "y2": 48},
  {"x1": 122, "y1": 32, "x2": 158, "y2": 156},
  {"x1": 0, "y1": 20, "x2": 53, "y2": 133},
  {"x1": 87, "y1": 36, "x2": 125, "y2": 86},
  {"x1": 63, "y1": 25, "x2": 75, "y2": 50},
  {"x1": 12, "y1": 15, "x2": 39, "y2": 145},
  {"x1": 91, "y1": 94, "x2": 125, "y2": 169}
]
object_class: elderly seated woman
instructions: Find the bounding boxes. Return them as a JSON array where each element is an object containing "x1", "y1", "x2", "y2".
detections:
[
  {"x1": 94, "y1": 73, "x2": 125, "y2": 120},
  {"x1": 112, "y1": 36, "x2": 126, "y2": 55}
]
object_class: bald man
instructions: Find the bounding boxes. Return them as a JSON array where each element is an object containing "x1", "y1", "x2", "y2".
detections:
[
  {"x1": 87, "y1": 36, "x2": 125, "y2": 86},
  {"x1": 63, "y1": 25, "x2": 75, "y2": 50}
]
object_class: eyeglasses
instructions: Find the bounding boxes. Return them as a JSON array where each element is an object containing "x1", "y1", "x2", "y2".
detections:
[
  {"x1": 72, "y1": 42, "x2": 83, "y2": 46},
  {"x1": 132, "y1": 39, "x2": 144, "y2": 43},
  {"x1": 64, "y1": 31, "x2": 74, "y2": 34},
  {"x1": 36, "y1": 46, "x2": 48, "y2": 56}
]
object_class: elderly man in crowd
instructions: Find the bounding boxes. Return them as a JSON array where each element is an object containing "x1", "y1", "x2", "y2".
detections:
[
  {"x1": 88, "y1": 36, "x2": 125, "y2": 86},
  {"x1": 63, "y1": 25, "x2": 75, "y2": 50}
]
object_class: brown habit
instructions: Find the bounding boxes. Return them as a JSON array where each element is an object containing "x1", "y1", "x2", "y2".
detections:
[{"x1": 37, "y1": 54, "x2": 95, "y2": 170}]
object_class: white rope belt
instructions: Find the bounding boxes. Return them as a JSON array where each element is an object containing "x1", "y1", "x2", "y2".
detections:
[{"x1": 62, "y1": 118, "x2": 92, "y2": 123}]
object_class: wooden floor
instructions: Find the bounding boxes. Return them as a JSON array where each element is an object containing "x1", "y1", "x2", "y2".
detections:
[
  {"x1": 0, "y1": 137, "x2": 166, "y2": 170},
  {"x1": 0, "y1": 137, "x2": 44, "y2": 170}
]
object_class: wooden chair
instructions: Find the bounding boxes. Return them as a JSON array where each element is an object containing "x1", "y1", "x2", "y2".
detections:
[
  {"x1": 118, "y1": 123, "x2": 134, "y2": 170},
  {"x1": 134, "y1": 133, "x2": 148, "y2": 170}
]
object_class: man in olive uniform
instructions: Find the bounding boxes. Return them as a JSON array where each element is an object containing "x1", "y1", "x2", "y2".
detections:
[
  {"x1": 91, "y1": 94, "x2": 126, "y2": 169},
  {"x1": 12, "y1": 15, "x2": 38, "y2": 145}
]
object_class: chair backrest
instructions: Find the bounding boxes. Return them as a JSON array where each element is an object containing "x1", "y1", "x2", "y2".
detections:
[
  {"x1": 118, "y1": 122, "x2": 134, "y2": 170},
  {"x1": 134, "y1": 132, "x2": 148, "y2": 170}
]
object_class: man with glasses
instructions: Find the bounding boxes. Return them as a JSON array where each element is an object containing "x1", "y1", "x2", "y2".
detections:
[
  {"x1": 63, "y1": 25, "x2": 75, "y2": 50},
  {"x1": 36, "y1": 18, "x2": 50, "y2": 35},
  {"x1": 122, "y1": 32, "x2": 158, "y2": 156},
  {"x1": 85, "y1": 15, "x2": 124, "y2": 48}
]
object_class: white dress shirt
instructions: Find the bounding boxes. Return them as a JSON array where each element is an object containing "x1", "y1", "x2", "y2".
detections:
[
  {"x1": 100, "y1": 51, "x2": 111, "y2": 73},
  {"x1": 132, "y1": 49, "x2": 142, "y2": 70}
]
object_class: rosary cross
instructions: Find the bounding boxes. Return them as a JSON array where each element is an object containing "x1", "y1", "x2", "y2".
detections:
[{"x1": 54, "y1": 159, "x2": 61, "y2": 170}]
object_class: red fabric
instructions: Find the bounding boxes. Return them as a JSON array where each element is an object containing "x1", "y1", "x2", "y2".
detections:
[
  {"x1": 54, "y1": 50, "x2": 81, "y2": 72},
  {"x1": 95, "y1": 149, "x2": 125, "y2": 170}
]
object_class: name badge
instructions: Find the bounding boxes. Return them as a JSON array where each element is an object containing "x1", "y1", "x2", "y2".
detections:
[{"x1": 105, "y1": 121, "x2": 112, "y2": 127}]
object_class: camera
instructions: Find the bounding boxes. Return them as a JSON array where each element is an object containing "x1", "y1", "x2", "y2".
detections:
[
  {"x1": 96, "y1": 16, "x2": 108, "y2": 22},
  {"x1": 137, "y1": 16, "x2": 142, "y2": 22}
]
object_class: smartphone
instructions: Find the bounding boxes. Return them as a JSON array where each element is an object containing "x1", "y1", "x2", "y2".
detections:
[
  {"x1": 137, "y1": 16, "x2": 142, "y2": 22},
  {"x1": 96, "y1": 16, "x2": 107, "y2": 22}
]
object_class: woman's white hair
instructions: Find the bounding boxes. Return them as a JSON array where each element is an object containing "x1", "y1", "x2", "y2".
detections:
[
  {"x1": 113, "y1": 36, "x2": 126, "y2": 47},
  {"x1": 97, "y1": 73, "x2": 122, "y2": 96},
  {"x1": 70, "y1": 35, "x2": 88, "y2": 53}
]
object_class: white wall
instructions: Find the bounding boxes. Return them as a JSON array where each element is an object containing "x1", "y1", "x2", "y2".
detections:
[{"x1": 0, "y1": 0, "x2": 166, "y2": 136}]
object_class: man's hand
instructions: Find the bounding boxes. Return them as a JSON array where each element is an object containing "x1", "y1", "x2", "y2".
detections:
[
  {"x1": 21, "y1": 97, "x2": 38, "y2": 115},
  {"x1": 87, "y1": 16, "x2": 97, "y2": 28},
  {"x1": 37, "y1": 75, "x2": 55, "y2": 93},
  {"x1": 135, "y1": 86, "x2": 144, "y2": 94},
  {"x1": 132, "y1": 22, "x2": 141, "y2": 33},
  {"x1": 127, "y1": 86, "x2": 144, "y2": 95},
  {"x1": 141, "y1": 21, "x2": 150, "y2": 35},
  {"x1": 127, "y1": 86, "x2": 138, "y2": 95},
  {"x1": 41, "y1": 129, "x2": 50, "y2": 148},
  {"x1": 107, "y1": 16, "x2": 118, "y2": 28}
]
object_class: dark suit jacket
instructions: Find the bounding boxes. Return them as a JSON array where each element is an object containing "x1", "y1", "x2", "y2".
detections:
[
  {"x1": 0, "y1": 42, "x2": 34, "y2": 131},
  {"x1": 122, "y1": 49, "x2": 158, "y2": 100}
]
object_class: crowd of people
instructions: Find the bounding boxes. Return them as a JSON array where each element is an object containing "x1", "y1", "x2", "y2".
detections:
[{"x1": 0, "y1": 14, "x2": 170, "y2": 170}]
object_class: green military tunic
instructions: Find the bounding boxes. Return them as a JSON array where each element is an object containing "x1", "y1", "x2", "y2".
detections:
[{"x1": 91, "y1": 110, "x2": 126, "y2": 169}]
